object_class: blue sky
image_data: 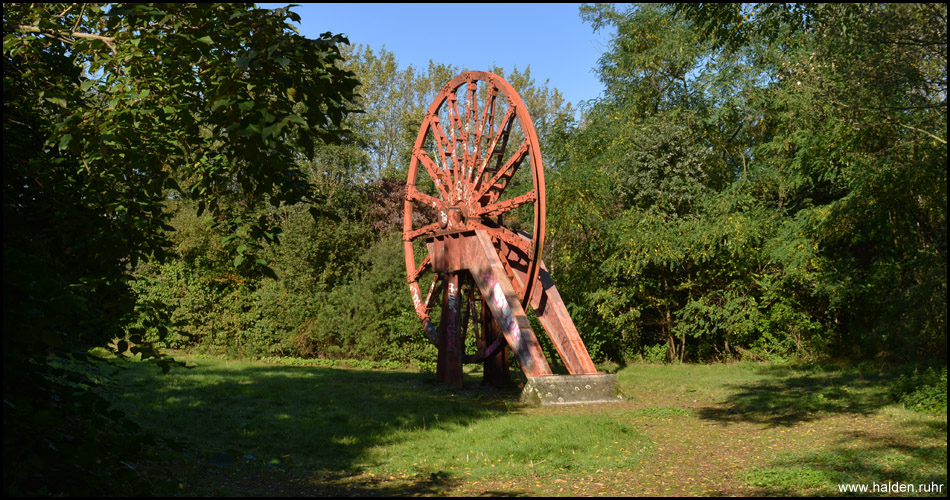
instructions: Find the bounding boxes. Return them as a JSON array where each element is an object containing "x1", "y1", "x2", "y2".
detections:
[{"x1": 258, "y1": 3, "x2": 619, "y2": 109}]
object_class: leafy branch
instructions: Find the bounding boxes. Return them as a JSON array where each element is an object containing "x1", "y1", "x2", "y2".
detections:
[{"x1": 12, "y1": 24, "x2": 116, "y2": 51}]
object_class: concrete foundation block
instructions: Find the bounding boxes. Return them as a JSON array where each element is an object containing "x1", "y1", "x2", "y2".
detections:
[{"x1": 520, "y1": 374, "x2": 622, "y2": 406}]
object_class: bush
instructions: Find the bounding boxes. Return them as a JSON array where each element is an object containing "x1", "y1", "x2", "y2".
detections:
[
  {"x1": 890, "y1": 365, "x2": 948, "y2": 413},
  {"x1": 641, "y1": 344, "x2": 669, "y2": 364},
  {"x1": 304, "y1": 232, "x2": 436, "y2": 364}
]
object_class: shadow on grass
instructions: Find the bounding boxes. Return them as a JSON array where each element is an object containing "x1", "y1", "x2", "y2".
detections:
[
  {"x1": 683, "y1": 364, "x2": 947, "y2": 496},
  {"x1": 695, "y1": 363, "x2": 894, "y2": 427},
  {"x1": 102, "y1": 360, "x2": 526, "y2": 496},
  {"x1": 741, "y1": 418, "x2": 947, "y2": 496}
]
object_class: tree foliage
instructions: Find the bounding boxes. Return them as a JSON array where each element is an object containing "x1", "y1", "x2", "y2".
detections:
[
  {"x1": 544, "y1": 3, "x2": 946, "y2": 362},
  {"x1": 3, "y1": 3, "x2": 358, "y2": 494}
]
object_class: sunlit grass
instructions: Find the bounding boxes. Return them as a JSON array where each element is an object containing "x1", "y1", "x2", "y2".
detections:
[
  {"x1": 365, "y1": 412, "x2": 651, "y2": 478},
  {"x1": 97, "y1": 355, "x2": 946, "y2": 496}
]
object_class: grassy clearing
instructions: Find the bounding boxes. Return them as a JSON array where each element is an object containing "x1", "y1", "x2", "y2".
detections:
[{"x1": 99, "y1": 355, "x2": 946, "y2": 496}]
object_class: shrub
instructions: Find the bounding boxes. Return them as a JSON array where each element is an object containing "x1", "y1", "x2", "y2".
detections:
[{"x1": 890, "y1": 365, "x2": 948, "y2": 413}]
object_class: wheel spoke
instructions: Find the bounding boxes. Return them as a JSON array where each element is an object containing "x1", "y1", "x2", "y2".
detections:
[
  {"x1": 475, "y1": 189, "x2": 537, "y2": 218},
  {"x1": 445, "y1": 93, "x2": 464, "y2": 187},
  {"x1": 464, "y1": 79, "x2": 479, "y2": 178},
  {"x1": 474, "y1": 140, "x2": 529, "y2": 201},
  {"x1": 425, "y1": 275, "x2": 444, "y2": 312},
  {"x1": 470, "y1": 220, "x2": 534, "y2": 257},
  {"x1": 472, "y1": 107, "x2": 516, "y2": 191},
  {"x1": 473, "y1": 84, "x2": 498, "y2": 182},
  {"x1": 404, "y1": 221, "x2": 441, "y2": 241},
  {"x1": 428, "y1": 115, "x2": 454, "y2": 172},
  {"x1": 466, "y1": 336, "x2": 506, "y2": 363},
  {"x1": 433, "y1": 120, "x2": 463, "y2": 199},
  {"x1": 491, "y1": 104, "x2": 516, "y2": 171},
  {"x1": 408, "y1": 254, "x2": 431, "y2": 284},
  {"x1": 407, "y1": 176, "x2": 446, "y2": 209}
]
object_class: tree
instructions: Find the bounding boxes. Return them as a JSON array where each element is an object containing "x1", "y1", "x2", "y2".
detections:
[
  {"x1": 551, "y1": 3, "x2": 946, "y2": 362},
  {"x1": 3, "y1": 3, "x2": 359, "y2": 494},
  {"x1": 549, "y1": 3, "x2": 762, "y2": 362},
  {"x1": 681, "y1": 3, "x2": 947, "y2": 359}
]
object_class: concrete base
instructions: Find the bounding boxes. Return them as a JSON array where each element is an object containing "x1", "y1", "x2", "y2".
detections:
[{"x1": 520, "y1": 374, "x2": 622, "y2": 406}]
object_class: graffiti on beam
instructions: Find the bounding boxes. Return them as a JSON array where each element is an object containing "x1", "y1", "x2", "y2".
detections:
[{"x1": 482, "y1": 273, "x2": 522, "y2": 349}]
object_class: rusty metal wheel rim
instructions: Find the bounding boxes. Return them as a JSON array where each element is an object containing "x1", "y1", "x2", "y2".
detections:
[{"x1": 403, "y1": 71, "x2": 546, "y2": 340}]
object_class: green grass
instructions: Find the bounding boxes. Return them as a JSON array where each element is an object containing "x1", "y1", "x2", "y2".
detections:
[
  {"x1": 104, "y1": 356, "x2": 501, "y2": 474},
  {"x1": 739, "y1": 415, "x2": 948, "y2": 496},
  {"x1": 743, "y1": 466, "x2": 831, "y2": 491},
  {"x1": 369, "y1": 413, "x2": 651, "y2": 478},
  {"x1": 96, "y1": 355, "x2": 946, "y2": 496}
]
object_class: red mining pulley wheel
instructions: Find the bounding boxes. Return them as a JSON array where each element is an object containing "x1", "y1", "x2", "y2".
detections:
[
  {"x1": 403, "y1": 71, "x2": 546, "y2": 378},
  {"x1": 401, "y1": 71, "x2": 612, "y2": 402}
]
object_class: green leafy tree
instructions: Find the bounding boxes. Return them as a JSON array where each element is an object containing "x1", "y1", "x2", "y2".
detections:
[
  {"x1": 343, "y1": 44, "x2": 424, "y2": 179},
  {"x1": 681, "y1": 3, "x2": 947, "y2": 359},
  {"x1": 549, "y1": 4, "x2": 814, "y2": 362},
  {"x1": 3, "y1": 3, "x2": 358, "y2": 494},
  {"x1": 552, "y1": 3, "x2": 945, "y2": 362}
]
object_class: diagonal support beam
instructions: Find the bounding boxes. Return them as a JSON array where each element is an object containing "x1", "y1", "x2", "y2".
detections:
[
  {"x1": 427, "y1": 230, "x2": 594, "y2": 379},
  {"x1": 497, "y1": 241, "x2": 599, "y2": 375},
  {"x1": 463, "y1": 231, "x2": 553, "y2": 378}
]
